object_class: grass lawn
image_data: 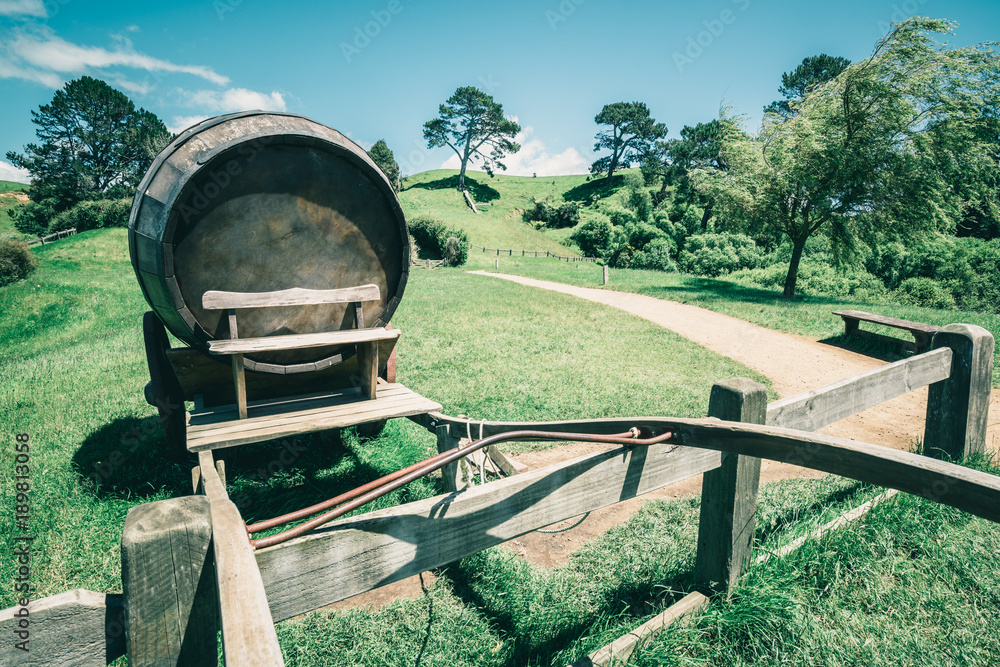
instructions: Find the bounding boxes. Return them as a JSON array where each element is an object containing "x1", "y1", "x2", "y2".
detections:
[
  {"x1": 475, "y1": 254, "x2": 1000, "y2": 387},
  {"x1": 0, "y1": 179, "x2": 29, "y2": 237}
]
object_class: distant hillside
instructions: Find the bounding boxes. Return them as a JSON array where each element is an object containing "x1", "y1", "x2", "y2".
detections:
[
  {"x1": 399, "y1": 169, "x2": 637, "y2": 255},
  {"x1": 0, "y1": 181, "x2": 29, "y2": 236}
]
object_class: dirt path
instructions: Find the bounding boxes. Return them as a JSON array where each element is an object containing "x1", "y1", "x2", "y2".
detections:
[{"x1": 332, "y1": 272, "x2": 1000, "y2": 609}]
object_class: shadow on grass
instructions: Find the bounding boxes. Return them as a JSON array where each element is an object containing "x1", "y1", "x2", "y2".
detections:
[
  {"x1": 561, "y1": 174, "x2": 625, "y2": 203},
  {"x1": 73, "y1": 420, "x2": 440, "y2": 522},
  {"x1": 408, "y1": 175, "x2": 501, "y2": 203}
]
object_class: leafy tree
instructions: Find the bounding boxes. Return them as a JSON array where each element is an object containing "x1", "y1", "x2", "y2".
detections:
[
  {"x1": 7, "y1": 76, "x2": 170, "y2": 217},
  {"x1": 590, "y1": 102, "x2": 666, "y2": 182},
  {"x1": 764, "y1": 54, "x2": 851, "y2": 117},
  {"x1": 423, "y1": 86, "x2": 521, "y2": 192},
  {"x1": 367, "y1": 139, "x2": 401, "y2": 191},
  {"x1": 698, "y1": 18, "x2": 1000, "y2": 298},
  {"x1": 642, "y1": 120, "x2": 728, "y2": 228}
]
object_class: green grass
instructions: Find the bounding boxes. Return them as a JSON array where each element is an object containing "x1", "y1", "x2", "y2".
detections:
[
  {"x1": 0, "y1": 227, "x2": 768, "y2": 611},
  {"x1": 0, "y1": 179, "x2": 29, "y2": 236},
  {"x1": 478, "y1": 256, "x2": 1000, "y2": 387}
]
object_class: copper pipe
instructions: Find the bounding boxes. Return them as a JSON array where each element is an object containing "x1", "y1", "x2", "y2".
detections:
[{"x1": 251, "y1": 428, "x2": 673, "y2": 550}]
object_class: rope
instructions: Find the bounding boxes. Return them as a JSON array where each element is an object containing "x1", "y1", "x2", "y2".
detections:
[{"x1": 536, "y1": 512, "x2": 591, "y2": 533}]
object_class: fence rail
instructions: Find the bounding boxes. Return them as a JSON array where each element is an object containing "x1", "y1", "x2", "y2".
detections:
[
  {"x1": 470, "y1": 242, "x2": 597, "y2": 263},
  {"x1": 1, "y1": 323, "x2": 994, "y2": 666},
  {"x1": 26, "y1": 227, "x2": 76, "y2": 245}
]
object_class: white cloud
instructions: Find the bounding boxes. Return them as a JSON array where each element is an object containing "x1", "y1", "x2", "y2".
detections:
[
  {"x1": 10, "y1": 31, "x2": 228, "y2": 85},
  {"x1": 182, "y1": 87, "x2": 286, "y2": 112},
  {"x1": 0, "y1": 0, "x2": 46, "y2": 17},
  {"x1": 0, "y1": 160, "x2": 31, "y2": 183},
  {"x1": 167, "y1": 115, "x2": 209, "y2": 134},
  {"x1": 439, "y1": 124, "x2": 589, "y2": 177}
]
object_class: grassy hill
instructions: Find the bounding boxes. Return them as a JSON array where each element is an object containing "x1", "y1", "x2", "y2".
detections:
[
  {"x1": 398, "y1": 168, "x2": 634, "y2": 253},
  {"x1": 0, "y1": 179, "x2": 29, "y2": 236}
]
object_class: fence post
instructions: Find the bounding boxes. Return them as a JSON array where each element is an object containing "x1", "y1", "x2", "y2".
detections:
[
  {"x1": 923, "y1": 324, "x2": 994, "y2": 461},
  {"x1": 695, "y1": 378, "x2": 767, "y2": 592},
  {"x1": 495, "y1": 258, "x2": 499, "y2": 270},
  {"x1": 121, "y1": 496, "x2": 218, "y2": 666},
  {"x1": 436, "y1": 424, "x2": 468, "y2": 492},
  {"x1": 603, "y1": 265, "x2": 609, "y2": 285}
]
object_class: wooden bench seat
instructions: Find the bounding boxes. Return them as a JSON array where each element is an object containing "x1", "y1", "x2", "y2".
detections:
[
  {"x1": 186, "y1": 382, "x2": 441, "y2": 452},
  {"x1": 833, "y1": 309, "x2": 941, "y2": 354},
  {"x1": 207, "y1": 327, "x2": 400, "y2": 355}
]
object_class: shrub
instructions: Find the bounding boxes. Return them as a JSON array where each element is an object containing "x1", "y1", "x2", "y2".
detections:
[
  {"x1": 12, "y1": 199, "x2": 56, "y2": 236},
  {"x1": 892, "y1": 277, "x2": 957, "y2": 309},
  {"x1": 678, "y1": 233, "x2": 764, "y2": 277},
  {"x1": 408, "y1": 216, "x2": 469, "y2": 266},
  {"x1": 522, "y1": 200, "x2": 581, "y2": 229},
  {"x1": 47, "y1": 198, "x2": 131, "y2": 233},
  {"x1": 731, "y1": 261, "x2": 886, "y2": 298},
  {"x1": 0, "y1": 239, "x2": 39, "y2": 286},
  {"x1": 571, "y1": 216, "x2": 615, "y2": 258},
  {"x1": 625, "y1": 185, "x2": 653, "y2": 222},
  {"x1": 630, "y1": 238, "x2": 677, "y2": 271}
]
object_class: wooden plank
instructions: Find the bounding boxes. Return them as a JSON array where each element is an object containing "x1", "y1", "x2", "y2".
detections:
[
  {"x1": 924, "y1": 324, "x2": 995, "y2": 460},
  {"x1": 228, "y1": 310, "x2": 248, "y2": 419},
  {"x1": 755, "y1": 489, "x2": 899, "y2": 563},
  {"x1": 356, "y1": 341, "x2": 378, "y2": 400},
  {"x1": 190, "y1": 383, "x2": 412, "y2": 422},
  {"x1": 256, "y1": 443, "x2": 722, "y2": 622},
  {"x1": 695, "y1": 378, "x2": 766, "y2": 591},
  {"x1": 570, "y1": 592, "x2": 709, "y2": 667},
  {"x1": 0, "y1": 590, "x2": 125, "y2": 667},
  {"x1": 833, "y1": 309, "x2": 942, "y2": 334},
  {"x1": 198, "y1": 452, "x2": 285, "y2": 666},
  {"x1": 203, "y1": 284, "x2": 381, "y2": 309},
  {"x1": 121, "y1": 496, "x2": 217, "y2": 666},
  {"x1": 436, "y1": 424, "x2": 468, "y2": 492},
  {"x1": 669, "y1": 417, "x2": 1000, "y2": 524},
  {"x1": 207, "y1": 327, "x2": 399, "y2": 355},
  {"x1": 187, "y1": 394, "x2": 441, "y2": 451},
  {"x1": 767, "y1": 347, "x2": 953, "y2": 432}
]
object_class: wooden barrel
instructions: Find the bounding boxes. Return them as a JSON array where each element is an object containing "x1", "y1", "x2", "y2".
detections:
[{"x1": 128, "y1": 111, "x2": 409, "y2": 374}]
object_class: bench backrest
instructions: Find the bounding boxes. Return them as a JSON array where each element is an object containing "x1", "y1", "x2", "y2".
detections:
[{"x1": 202, "y1": 284, "x2": 381, "y2": 310}]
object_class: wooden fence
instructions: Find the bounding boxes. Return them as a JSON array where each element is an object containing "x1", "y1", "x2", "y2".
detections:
[
  {"x1": 25, "y1": 228, "x2": 76, "y2": 246},
  {"x1": 1, "y1": 323, "x2": 995, "y2": 666},
  {"x1": 470, "y1": 242, "x2": 598, "y2": 263}
]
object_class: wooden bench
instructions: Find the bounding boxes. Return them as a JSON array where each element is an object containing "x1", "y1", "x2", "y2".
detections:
[
  {"x1": 833, "y1": 309, "x2": 942, "y2": 354},
  {"x1": 142, "y1": 285, "x2": 440, "y2": 457}
]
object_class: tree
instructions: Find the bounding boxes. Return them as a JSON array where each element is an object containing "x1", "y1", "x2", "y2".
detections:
[
  {"x1": 423, "y1": 86, "x2": 521, "y2": 192},
  {"x1": 698, "y1": 18, "x2": 1000, "y2": 298},
  {"x1": 642, "y1": 120, "x2": 728, "y2": 228},
  {"x1": 763, "y1": 54, "x2": 851, "y2": 117},
  {"x1": 590, "y1": 102, "x2": 666, "y2": 182},
  {"x1": 367, "y1": 139, "x2": 401, "y2": 191},
  {"x1": 7, "y1": 76, "x2": 170, "y2": 223}
]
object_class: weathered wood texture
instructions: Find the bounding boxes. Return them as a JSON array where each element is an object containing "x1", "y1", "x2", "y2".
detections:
[
  {"x1": 923, "y1": 324, "x2": 995, "y2": 460},
  {"x1": 695, "y1": 379, "x2": 767, "y2": 591},
  {"x1": 670, "y1": 418, "x2": 1000, "y2": 523},
  {"x1": 121, "y1": 496, "x2": 217, "y2": 666},
  {"x1": 834, "y1": 309, "x2": 942, "y2": 353},
  {"x1": 128, "y1": 111, "x2": 409, "y2": 375},
  {"x1": 206, "y1": 327, "x2": 399, "y2": 355},
  {"x1": 603, "y1": 264, "x2": 609, "y2": 285},
  {"x1": 0, "y1": 590, "x2": 125, "y2": 666},
  {"x1": 767, "y1": 347, "x2": 953, "y2": 431},
  {"x1": 203, "y1": 284, "x2": 381, "y2": 309},
  {"x1": 570, "y1": 592, "x2": 709, "y2": 667},
  {"x1": 256, "y1": 443, "x2": 722, "y2": 622},
  {"x1": 436, "y1": 423, "x2": 468, "y2": 492},
  {"x1": 186, "y1": 382, "x2": 441, "y2": 451},
  {"x1": 197, "y1": 451, "x2": 285, "y2": 665},
  {"x1": 355, "y1": 332, "x2": 379, "y2": 400}
]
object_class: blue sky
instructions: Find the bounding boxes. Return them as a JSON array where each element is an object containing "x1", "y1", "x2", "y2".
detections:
[{"x1": 1, "y1": 0, "x2": 999, "y2": 182}]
